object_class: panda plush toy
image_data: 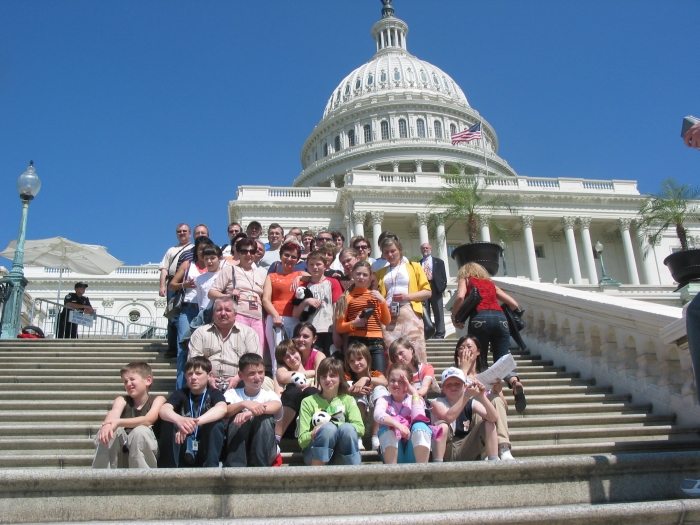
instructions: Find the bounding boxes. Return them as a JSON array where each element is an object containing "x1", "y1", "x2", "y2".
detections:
[
  {"x1": 292, "y1": 286, "x2": 318, "y2": 322},
  {"x1": 311, "y1": 410, "x2": 331, "y2": 428},
  {"x1": 290, "y1": 372, "x2": 307, "y2": 387}
]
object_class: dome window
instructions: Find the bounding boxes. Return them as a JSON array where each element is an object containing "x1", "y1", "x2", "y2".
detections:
[
  {"x1": 450, "y1": 123, "x2": 457, "y2": 137},
  {"x1": 443, "y1": 78, "x2": 450, "y2": 91},
  {"x1": 417, "y1": 119, "x2": 426, "y2": 138},
  {"x1": 406, "y1": 69, "x2": 415, "y2": 82},
  {"x1": 434, "y1": 120, "x2": 443, "y2": 139},
  {"x1": 380, "y1": 70, "x2": 387, "y2": 83},
  {"x1": 364, "y1": 124, "x2": 372, "y2": 143},
  {"x1": 128, "y1": 310, "x2": 141, "y2": 323},
  {"x1": 393, "y1": 69, "x2": 401, "y2": 81},
  {"x1": 348, "y1": 129, "x2": 356, "y2": 147},
  {"x1": 381, "y1": 121, "x2": 389, "y2": 140},
  {"x1": 367, "y1": 73, "x2": 374, "y2": 86},
  {"x1": 345, "y1": 84, "x2": 351, "y2": 96},
  {"x1": 334, "y1": 135, "x2": 342, "y2": 152},
  {"x1": 432, "y1": 73, "x2": 439, "y2": 85},
  {"x1": 398, "y1": 119, "x2": 407, "y2": 138},
  {"x1": 323, "y1": 143, "x2": 329, "y2": 157},
  {"x1": 355, "y1": 77, "x2": 361, "y2": 90},
  {"x1": 335, "y1": 89, "x2": 341, "y2": 103},
  {"x1": 420, "y1": 70, "x2": 428, "y2": 83}
]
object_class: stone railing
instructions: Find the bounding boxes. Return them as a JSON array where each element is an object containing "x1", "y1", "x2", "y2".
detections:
[
  {"x1": 493, "y1": 277, "x2": 699, "y2": 426},
  {"x1": 235, "y1": 186, "x2": 339, "y2": 203},
  {"x1": 39, "y1": 266, "x2": 159, "y2": 276}
]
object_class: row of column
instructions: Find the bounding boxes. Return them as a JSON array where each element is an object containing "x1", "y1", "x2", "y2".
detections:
[{"x1": 350, "y1": 210, "x2": 450, "y2": 282}]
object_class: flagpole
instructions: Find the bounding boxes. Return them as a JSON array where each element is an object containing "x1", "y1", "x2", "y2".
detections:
[{"x1": 482, "y1": 119, "x2": 488, "y2": 177}]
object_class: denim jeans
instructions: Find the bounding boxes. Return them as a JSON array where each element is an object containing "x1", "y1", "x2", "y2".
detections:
[
  {"x1": 377, "y1": 422, "x2": 431, "y2": 463},
  {"x1": 166, "y1": 290, "x2": 178, "y2": 354},
  {"x1": 687, "y1": 294, "x2": 700, "y2": 402},
  {"x1": 469, "y1": 310, "x2": 515, "y2": 383},
  {"x1": 225, "y1": 414, "x2": 276, "y2": 467},
  {"x1": 157, "y1": 419, "x2": 225, "y2": 468},
  {"x1": 348, "y1": 337, "x2": 385, "y2": 375},
  {"x1": 176, "y1": 303, "x2": 199, "y2": 389},
  {"x1": 303, "y1": 423, "x2": 360, "y2": 465}
]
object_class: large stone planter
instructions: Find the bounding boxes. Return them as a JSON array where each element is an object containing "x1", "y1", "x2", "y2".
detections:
[
  {"x1": 451, "y1": 241, "x2": 502, "y2": 276},
  {"x1": 664, "y1": 248, "x2": 700, "y2": 287}
]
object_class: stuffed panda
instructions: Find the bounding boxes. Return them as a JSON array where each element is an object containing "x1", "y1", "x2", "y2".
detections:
[
  {"x1": 311, "y1": 410, "x2": 331, "y2": 427},
  {"x1": 290, "y1": 372, "x2": 307, "y2": 387},
  {"x1": 292, "y1": 286, "x2": 318, "y2": 322}
]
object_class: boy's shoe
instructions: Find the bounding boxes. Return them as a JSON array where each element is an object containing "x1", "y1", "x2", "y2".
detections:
[
  {"x1": 358, "y1": 438, "x2": 366, "y2": 451},
  {"x1": 371, "y1": 435, "x2": 380, "y2": 451},
  {"x1": 499, "y1": 446, "x2": 515, "y2": 461},
  {"x1": 512, "y1": 381, "x2": 527, "y2": 414},
  {"x1": 681, "y1": 478, "x2": 700, "y2": 496},
  {"x1": 164, "y1": 349, "x2": 177, "y2": 359},
  {"x1": 271, "y1": 453, "x2": 283, "y2": 467}
]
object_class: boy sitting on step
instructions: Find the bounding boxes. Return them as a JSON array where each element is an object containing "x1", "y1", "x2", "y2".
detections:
[
  {"x1": 92, "y1": 361, "x2": 166, "y2": 469},
  {"x1": 224, "y1": 353, "x2": 282, "y2": 467},
  {"x1": 158, "y1": 356, "x2": 228, "y2": 468}
]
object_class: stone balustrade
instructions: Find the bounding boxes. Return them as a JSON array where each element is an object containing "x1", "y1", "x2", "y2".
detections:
[
  {"x1": 493, "y1": 277, "x2": 700, "y2": 426},
  {"x1": 235, "y1": 186, "x2": 339, "y2": 203}
]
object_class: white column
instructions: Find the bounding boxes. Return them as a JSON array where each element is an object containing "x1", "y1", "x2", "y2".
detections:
[
  {"x1": 619, "y1": 218, "x2": 640, "y2": 285},
  {"x1": 438, "y1": 160, "x2": 445, "y2": 174},
  {"x1": 479, "y1": 215, "x2": 491, "y2": 242},
  {"x1": 391, "y1": 160, "x2": 400, "y2": 173},
  {"x1": 371, "y1": 211, "x2": 384, "y2": 259},
  {"x1": 344, "y1": 215, "x2": 352, "y2": 243},
  {"x1": 436, "y1": 216, "x2": 451, "y2": 282},
  {"x1": 352, "y1": 211, "x2": 366, "y2": 238},
  {"x1": 578, "y1": 217, "x2": 598, "y2": 284},
  {"x1": 417, "y1": 213, "x2": 430, "y2": 246},
  {"x1": 414, "y1": 159, "x2": 423, "y2": 173},
  {"x1": 633, "y1": 223, "x2": 660, "y2": 285},
  {"x1": 562, "y1": 216, "x2": 582, "y2": 284},
  {"x1": 521, "y1": 215, "x2": 540, "y2": 282}
]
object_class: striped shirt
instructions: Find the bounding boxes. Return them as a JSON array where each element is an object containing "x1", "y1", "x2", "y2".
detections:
[{"x1": 336, "y1": 288, "x2": 391, "y2": 338}]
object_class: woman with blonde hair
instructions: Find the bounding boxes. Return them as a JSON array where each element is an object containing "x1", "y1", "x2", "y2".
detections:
[
  {"x1": 451, "y1": 262, "x2": 526, "y2": 413},
  {"x1": 375, "y1": 237, "x2": 432, "y2": 364}
]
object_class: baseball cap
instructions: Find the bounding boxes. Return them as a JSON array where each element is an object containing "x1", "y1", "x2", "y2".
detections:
[
  {"x1": 74, "y1": 282, "x2": 88, "y2": 289},
  {"x1": 441, "y1": 367, "x2": 467, "y2": 384}
]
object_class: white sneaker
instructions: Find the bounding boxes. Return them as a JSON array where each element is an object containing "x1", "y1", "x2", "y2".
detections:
[
  {"x1": 681, "y1": 478, "x2": 700, "y2": 496},
  {"x1": 499, "y1": 446, "x2": 515, "y2": 461},
  {"x1": 276, "y1": 444, "x2": 281, "y2": 456},
  {"x1": 371, "y1": 435, "x2": 380, "y2": 451},
  {"x1": 358, "y1": 438, "x2": 366, "y2": 451}
]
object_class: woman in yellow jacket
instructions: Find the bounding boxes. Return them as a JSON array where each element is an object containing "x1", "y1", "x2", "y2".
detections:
[{"x1": 376, "y1": 237, "x2": 432, "y2": 364}]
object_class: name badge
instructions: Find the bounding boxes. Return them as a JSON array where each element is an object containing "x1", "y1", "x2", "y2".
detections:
[
  {"x1": 191, "y1": 440, "x2": 199, "y2": 452},
  {"x1": 248, "y1": 295, "x2": 259, "y2": 310}
]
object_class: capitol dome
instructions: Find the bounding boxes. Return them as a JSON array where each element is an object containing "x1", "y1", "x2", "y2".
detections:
[{"x1": 294, "y1": 1, "x2": 517, "y2": 187}]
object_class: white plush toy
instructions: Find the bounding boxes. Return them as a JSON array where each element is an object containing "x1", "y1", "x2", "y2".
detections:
[
  {"x1": 290, "y1": 372, "x2": 307, "y2": 387},
  {"x1": 311, "y1": 410, "x2": 332, "y2": 427}
]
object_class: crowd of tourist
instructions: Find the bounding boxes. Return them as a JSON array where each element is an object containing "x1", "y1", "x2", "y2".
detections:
[{"x1": 93, "y1": 221, "x2": 526, "y2": 469}]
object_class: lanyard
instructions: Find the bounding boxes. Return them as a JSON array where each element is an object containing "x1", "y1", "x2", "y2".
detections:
[{"x1": 189, "y1": 388, "x2": 207, "y2": 439}]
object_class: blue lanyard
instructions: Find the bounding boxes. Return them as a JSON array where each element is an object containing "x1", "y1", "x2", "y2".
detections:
[{"x1": 189, "y1": 388, "x2": 207, "y2": 440}]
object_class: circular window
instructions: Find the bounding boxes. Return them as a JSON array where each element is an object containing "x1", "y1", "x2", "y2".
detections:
[{"x1": 128, "y1": 310, "x2": 141, "y2": 323}]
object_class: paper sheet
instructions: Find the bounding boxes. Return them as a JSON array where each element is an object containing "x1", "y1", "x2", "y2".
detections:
[{"x1": 475, "y1": 354, "x2": 517, "y2": 386}]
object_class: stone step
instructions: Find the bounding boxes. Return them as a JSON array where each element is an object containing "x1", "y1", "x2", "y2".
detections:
[
  {"x1": 0, "y1": 375, "x2": 175, "y2": 383},
  {"x1": 0, "y1": 355, "x2": 172, "y2": 363},
  {"x1": 0, "y1": 391, "x2": 172, "y2": 400},
  {"x1": 0, "y1": 363, "x2": 176, "y2": 371},
  {"x1": 0, "y1": 382, "x2": 175, "y2": 391},
  {"x1": 510, "y1": 425, "x2": 700, "y2": 445},
  {"x1": 506, "y1": 413, "x2": 676, "y2": 428},
  {"x1": 504, "y1": 402, "x2": 652, "y2": 416},
  {"x1": 0, "y1": 410, "x2": 105, "y2": 423},
  {"x1": 514, "y1": 439, "x2": 700, "y2": 457}
]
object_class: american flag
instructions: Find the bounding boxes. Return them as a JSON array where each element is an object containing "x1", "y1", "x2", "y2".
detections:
[{"x1": 451, "y1": 122, "x2": 482, "y2": 144}]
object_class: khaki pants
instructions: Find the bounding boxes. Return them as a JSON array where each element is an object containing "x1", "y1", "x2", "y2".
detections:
[
  {"x1": 92, "y1": 426, "x2": 158, "y2": 469},
  {"x1": 472, "y1": 392, "x2": 510, "y2": 447},
  {"x1": 442, "y1": 419, "x2": 489, "y2": 462}
]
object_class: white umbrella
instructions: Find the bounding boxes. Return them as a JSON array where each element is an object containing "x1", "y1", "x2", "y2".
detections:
[{"x1": 0, "y1": 236, "x2": 124, "y2": 301}]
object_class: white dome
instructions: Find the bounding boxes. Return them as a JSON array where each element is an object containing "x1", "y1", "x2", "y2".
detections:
[{"x1": 322, "y1": 49, "x2": 470, "y2": 121}]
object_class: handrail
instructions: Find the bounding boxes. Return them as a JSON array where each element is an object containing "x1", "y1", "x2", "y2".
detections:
[
  {"x1": 29, "y1": 298, "x2": 127, "y2": 339},
  {"x1": 123, "y1": 320, "x2": 168, "y2": 340}
]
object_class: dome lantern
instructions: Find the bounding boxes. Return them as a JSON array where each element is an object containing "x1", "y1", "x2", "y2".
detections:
[{"x1": 371, "y1": 0, "x2": 408, "y2": 53}]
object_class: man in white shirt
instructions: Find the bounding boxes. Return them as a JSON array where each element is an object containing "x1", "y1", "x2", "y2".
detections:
[
  {"x1": 222, "y1": 222, "x2": 242, "y2": 257},
  {"x1": 259, "y1": 223, "x2": 284, "y2": 268}
]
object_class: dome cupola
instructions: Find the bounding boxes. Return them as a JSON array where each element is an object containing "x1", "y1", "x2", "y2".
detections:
[{"x1": 371, "y1": 0, "x2": 408, "y2": 52}]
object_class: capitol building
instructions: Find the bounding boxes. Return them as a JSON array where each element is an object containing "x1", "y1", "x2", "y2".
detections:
[{"x1": 14, "y1": 1, "x2": 695, "y2": 329}]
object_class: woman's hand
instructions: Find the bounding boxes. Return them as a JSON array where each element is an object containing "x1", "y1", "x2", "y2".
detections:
[
  {"x1": 183, "y1": 278, "x2": 196, "y2": 289},
  {"x1": 230, "y1": 289, "x2": 241, "y2": 299},
  {"x1": 371, "y1": 290, "x2": 386, "y2": 303},
  {"x1": 311, "y1": 422, "x2": 329, "y2": 439},
  {"x1": 272, "y1": 315, "x2": 284, "y2": 328},
  {"x1": 392, "y1": 292, "x2": 407, "y2": 303},
  {"x1": 490, "y1": 379, "x2": 502, "y2": 395},
  {"x1": 401, "y1": 373, "x2": 418, "y2": 397},
  {"x1": 351, "y1": 315, "x2": 367, "y2": 329},
  {"x1": 451, "y1": 317, "x2": 465, "y2": 330},
  {"x1": 396, "y1": 423, "x2": 411, "y2": 440}
]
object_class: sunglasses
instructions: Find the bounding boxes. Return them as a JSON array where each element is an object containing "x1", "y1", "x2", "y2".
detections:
[
  {"x1": 318, "y1": 238, "x2": 333, "y2": 242},
  {"x1": 228, "y1": 230, "x2": 239, "y2": 234},
  {"x1": 177, "y1": 230, "x2": 189, "y2": 234},
  {"x1": 354, "y1": 245, "x2": 369, "y2": 250},
  {"x1": 239, "y1": 248, "x2": 256, "y2": 254}
]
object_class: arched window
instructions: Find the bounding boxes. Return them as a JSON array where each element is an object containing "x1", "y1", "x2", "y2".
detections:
[
  {"x1": 393, "y1": 69, "x2": 401, "y2": 81},
  {"x1": 381, "y1": 121, "x2": 389, "y2": 140},
  {"x1": 344, "y1": 84, "x2": 350, "y2": 96},
  {"x1": 364, "y1": 124, "x2": 372, "y2": 143},
  {"x1": 323, "y1": 143, "x2": 329, "y2": 157},
  {"x1": 335, "y1": 135, "x2": 341, "y2": 152},
  {"x1": 432, "y1": 73, "x2": 439, "y2": 85},
  {"x1": 398, "y1": 119, "x2": 407, "y2": 138},
  {"x1": 417, "y1": 119, "x2": 426, "y2": 138},
  {"x1": 355, "y1": 77, "x2": 361, "y2": 90},
  {"x1": 420, "y1": 70, "x2": 428, "y2": 83},
  {"x1": 434, "y1": 120, "x2": 443, "y2": 139},
  {"x1": 348, "y1": 129, "x2": 356, "y2": 147},
  {"x1": 443, "y1": 78, "x2": 450, "y2": 91},
  {"x1": 407, "y1": 69, "x2": 415, "y2": 81},
  {"x1": 450, "y1": 123, "x2": 457, "y2": 137},
  {"x1": 380, "y1": 70, "x2": 387, "y2": 82},
  {"x1": 335, "y1": 90, "x2": 341, "y2": 102},
  {"x1": 367, "y1": 73, "x2": 374, "y2": 86}
]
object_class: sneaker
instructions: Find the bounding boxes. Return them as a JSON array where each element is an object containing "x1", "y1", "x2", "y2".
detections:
[
  {"x1": 271, "y1": 453, "x2": 283, "y2": 467},
  {"x1": 276, "y1": 444, "x2": 281, "y2": 456},
  {"x1": 371, "y1": 435, "x2": 380, "y2": 451},
  {"x1": 499, "y1": 446, "x2": 515, "y2": 461},
  {"x1": 358, "y1": 438, "x2": 366, "y2": 451},
  {"x1": 681, "y1": 478, "x2": 700, "y2": 496}
]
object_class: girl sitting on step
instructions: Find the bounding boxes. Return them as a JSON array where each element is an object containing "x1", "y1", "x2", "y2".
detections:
[{"x1": 386, "y1": 337, "x2": 439, "y2": 399}]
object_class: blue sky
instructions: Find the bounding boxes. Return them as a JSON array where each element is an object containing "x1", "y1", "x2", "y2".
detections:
[{"x1": 1, "y1": 0, "x2": 698, "y2": 266}]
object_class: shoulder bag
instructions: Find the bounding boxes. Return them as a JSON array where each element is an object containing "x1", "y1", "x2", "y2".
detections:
[
  {"x1": 163, "y1": 261, "x2": 190, "y2": 319},
  {"x1": 453, "y1": 279, "x2": 482, "y2": 324},
  {"x1": 408, "y1": 262, "x2": 436, "y2": 340}
]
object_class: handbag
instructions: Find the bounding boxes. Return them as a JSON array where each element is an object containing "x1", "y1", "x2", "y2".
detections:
[
  {"x1": 163, "y1": 290, "x2": 185, "y2": 319},
  {"x1": 453, "y1": 280, "x2": 482, "y2": 324},
  {"x1": 422, "y1": 306, "x2": 436, "y2": 340}
]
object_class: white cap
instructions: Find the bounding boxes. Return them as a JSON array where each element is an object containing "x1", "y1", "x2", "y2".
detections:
[{"x1": 441, "y1": 367, "x2": 467, "y2": 384}]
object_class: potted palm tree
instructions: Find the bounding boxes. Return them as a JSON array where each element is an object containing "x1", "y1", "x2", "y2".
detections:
[
  {"x1": 637, "y1": 178, "x2": 700, "y2": 287},
  {"x1": 430, "y1": 172, "x2": 519, "y2": 275}
]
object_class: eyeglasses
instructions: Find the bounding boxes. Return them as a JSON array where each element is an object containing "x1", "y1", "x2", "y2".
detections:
[
  {"x1": 239, "y1": 248, "x2": 256, "y2": 254},
  {"x1": 228, "y1": 229, "x2": 239, "y2": 234},
  {"x1": 318, "y1": 237, "x2": 332, "y2": 243},
  {"x1": 176, "y1": 230, "x2": 189, "y2": 234},
  {"x1": 354, "y1": 245, "x2": 369, "y2": 250}
]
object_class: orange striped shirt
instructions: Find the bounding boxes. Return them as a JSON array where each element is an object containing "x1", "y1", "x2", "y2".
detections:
[{"x1": 336, "y1": 288, "x2": 391, "y2": 338}]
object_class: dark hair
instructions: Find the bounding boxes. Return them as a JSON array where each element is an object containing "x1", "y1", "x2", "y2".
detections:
[
  {"x1": 268, "y1": 223, "x2": 284, "y2": 234},
  {"x1": 275, "y1": 339, "x2": 299, "y2": 367},
  {"x1": 293, "y1": 321, "x2": 317, "y2": 339},
  {"x1": 202, "y1": 243, "x2": 222, "y2": 258},
  {"x1": 389, "y1": 363, "x2": 414, "y2": 382},
  {"x1": 184, "y1": 356, "x2": 212, "y2": 374},
  {"x1": 377, "y1": 231, "x2": 399, "y2": 246},
  {"x1": 193, "y1": 236, "x2": 213, "y2": 263},
  {"x1": 120, "y1": 361, "x2": 153, "y2": 380},
  {"x1": 388, "y1": 337, "x2": 420, "y2": 369},
  {"x1": 305, "y1": 250, "x2": 327, "y2": 264},
  {"x1": 352, "y1": 260, "x2": 372, "y2": 274},
  {"x1": 331, "y1": 230, "x2": 345, "y2": 242},
  {"x1": 239, "y1": 352, "x2": 264, "y2": 372},
  {"x1": 247, "y1": 221, "x2": 262, "y2": 230},
  {"x1": 317, "y1": 357, "x2": 349, "y2": 396},
  {"x1": 454, "y1": 335, "x2": 483, "y2": 372},
  {"x1": 339, "y1": 247, "x2": 358, "y2": 260},
  {"x1": 345, "y1": 342, "x2": 372, "y2": 380},
  {"x1": 236, "y1": 238, "x2": 257, "y2": 253},
  {"x1": 280, "y1": 240, "x2": 302, "y2": 260},
  {"x1": 380, "y1": 236, "x2": 403, "y2": 256}
]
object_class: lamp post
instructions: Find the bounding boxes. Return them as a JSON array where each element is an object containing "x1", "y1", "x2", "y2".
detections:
[
  {"x1": 594, "y1": 240, "x2": 620, "y2": 287},
  {"x1": 500, "y1": 239, "x2": 508, "y2": 276},
  {"x1": 0, "y1": 161, "x2": 41, "y2": 339}
]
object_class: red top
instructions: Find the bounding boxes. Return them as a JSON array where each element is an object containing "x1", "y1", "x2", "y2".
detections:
[
  {"x1": 270, "y1": 271, "x2": 304, "y2": 317},
  {"x1": 470, "y1": 277, "x2": 501, "y2": 311}
]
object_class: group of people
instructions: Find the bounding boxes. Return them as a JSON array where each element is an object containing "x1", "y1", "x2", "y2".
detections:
[{"x1": 93, "y1": 221, "x2": 526, "y2": 468}]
